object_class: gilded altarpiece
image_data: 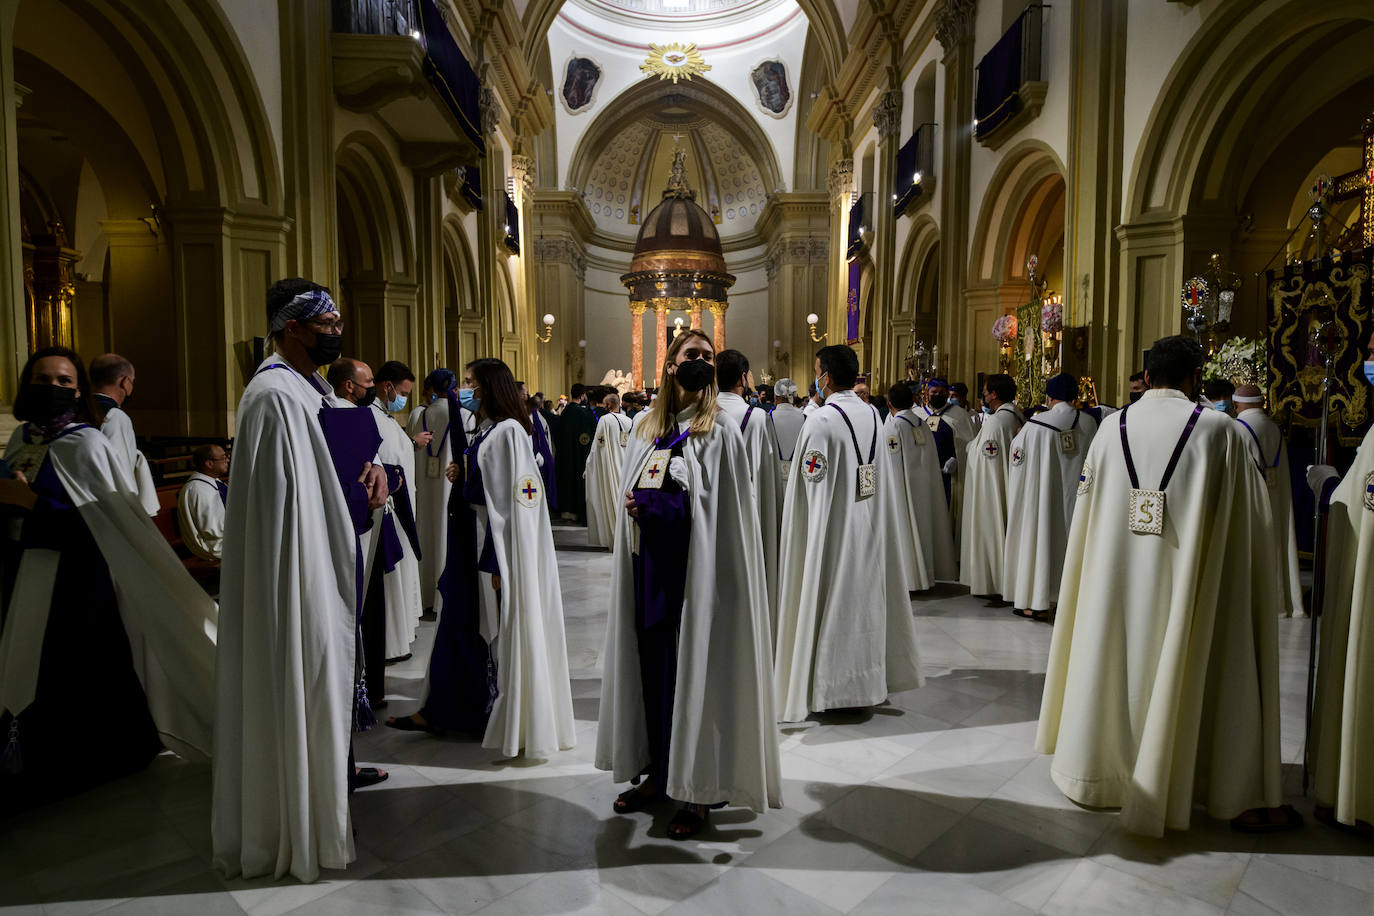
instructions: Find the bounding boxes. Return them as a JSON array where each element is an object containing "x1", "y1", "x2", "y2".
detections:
[{"x1": 1013, "y1": 298, "x2": 1046, "y2": 408}]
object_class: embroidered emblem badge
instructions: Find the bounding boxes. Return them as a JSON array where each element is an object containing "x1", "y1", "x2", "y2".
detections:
[
  {"x1": 1011, "y1": 446, "x2": 1024, "y2": 467},
  {"x1": 801, "y1": 449, "x2": 827, "y2": 483},
  {"x1": 515, "y1": 474, "x2": 542, "y2": 508},
  {"x1": 982, "y1": 440, "x2": 999, "y2": 459},
  {"x1": 887, "y1": 436, "x2": 900, "y2": 453}
]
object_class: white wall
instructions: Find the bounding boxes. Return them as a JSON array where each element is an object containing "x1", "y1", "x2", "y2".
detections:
[{"x1": 214, "y1": 0, "x2": 283, "y2": 194}]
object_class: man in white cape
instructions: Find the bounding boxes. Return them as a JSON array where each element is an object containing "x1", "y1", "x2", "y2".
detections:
[
  {"x1": 914, "y1": 377, "x2": 975, "y2": 544},
  {"x1": 960, "y1": 374, "x2": 1024, "y2": 597},
  {"x1": 1305, "y1": 331, "x2": 1374, "y2": 834},
  {"x1": 1233, "y1": 383, "x2": 1304, "y2": 617},
  {"x1": 369, "y1": 360, "x2": 425, "y2": 657},
  {"x1": 771, "y1": 378, "x2": 806, "y2": 482},
  {"x1": 1036, "y1": 335, "x2": 1295, "y2": 837},
  {"x1": 89, "y1": 353, "x2": 160, "y2": 516},
  {"x1": 714, "y1": 349, "x2": 782, "y2": 626},
  {"x1": 0, "y1": 405, "x2": 218, "y2": 768},
  {"x1": 1001, "y1": 373, "x2": 1098, "y2": 619},
  {"x1": 409, "y1": 372, "x2": 471, "y2": 612},
  {"x1": 213, "y1": 280, "x2": 389, "y2": 883},
  {"x1": 774, "y1": 345, "x2": 922, "y2": 721},
  {"x1": 882, "y1": 381, "x2": 955, "y2": 591},
  {"x1": 583, "y1": 392, "x2": 633, "y2": 549},
  {"x1": 596, "y1": 373, "x2": 781, "y2": 814}
]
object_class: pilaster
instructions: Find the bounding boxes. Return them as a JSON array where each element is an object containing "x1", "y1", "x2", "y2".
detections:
[
  {"x1": 871, "y1": 89, "x2": 902, "y2": 389},
  {"x1": 936, "y1": 0, "x2": 977, "y2": 387},
  {"x1": 0, "y1": 0, "x2": 25, "y2": 403},
  {"x1": 279, "y1": 0, "x2": 336, "y2": 285}
]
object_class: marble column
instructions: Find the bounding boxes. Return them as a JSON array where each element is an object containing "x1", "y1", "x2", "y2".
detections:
[
  {"x1": 826, "y1": 158, "x2": 854, "y2": 340},
  {"x1": 654, "y1": 303, "x2": 668, "y2": 386},
  {"x1": 935, "y1": 0, "x2": 977, "y2": 386},
  {"x1": 710, "y1": 304, "x2": 726, "y2": 349},
  {"x1": 630, "y1": 303, "x2": 645, "y2": 386},
  {"x1": 690, "y1": 301, "x2": 702, "y2": 330}
]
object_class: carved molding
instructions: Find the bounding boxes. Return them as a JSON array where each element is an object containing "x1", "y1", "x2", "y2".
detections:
[
  {"x1": 827, "y1": 158, "x2": 854, "y2": 202},
  {"x1": 873, "y1": 90, "x2": 902, "y2": 139},
  {"x1": 479, "y1": 85, "x2": 501, "y2": 135},
  {"x1": 511, "y1": 153, "x2": 536, "y2": 196},
  {"x1": 934, "y1": 0, "x2": 977, "y2": 54},
  {"x1": 768, "y1": 237, "x2": 830, "y2": 267}
]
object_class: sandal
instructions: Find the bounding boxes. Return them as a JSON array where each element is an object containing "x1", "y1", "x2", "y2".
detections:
[
  {"x1": 1011, "y1": 608, "x2": 1037, "y2": 620},
  {"x1": 1314, "y1": 804, "x2": 1374, "y2": 837},
  {"x1": 667, "y1": 804, "x2": 708, "y2": 840},
  {"x1": 1231, "y1": 804, "x2": 1303, "y2": 833},
  {"x1": 612, "y1": 786, "x2": 661, "y2": 814},
  {"x1": 1032, "y1": 609, "x2": 1054, "y2": 624},
  {"x1": 385, "y1": 714, "x2": 435, "y2": 733},
  {"x1": 351, "y1": 766, "x2": 389, "y2": 789}
]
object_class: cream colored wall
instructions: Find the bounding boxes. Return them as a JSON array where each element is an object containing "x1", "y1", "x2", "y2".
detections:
[{"x1": 215, "y1": 0, "x2": 284, "y2": 179}]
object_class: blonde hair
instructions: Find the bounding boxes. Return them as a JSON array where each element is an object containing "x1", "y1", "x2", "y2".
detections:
[{"x1": 637, "y1": 328, "x2": 719, "y2": 442}]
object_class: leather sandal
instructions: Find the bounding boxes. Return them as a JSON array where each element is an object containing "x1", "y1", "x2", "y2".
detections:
[
  {"x1": 613, "y1": 786, "x2": 660, "y2": 814},
  {"x1": 667, "y1": 804, "x2": 708, "y2": 840}
]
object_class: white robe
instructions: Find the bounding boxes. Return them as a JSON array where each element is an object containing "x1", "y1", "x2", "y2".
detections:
[
  {"x1": 771, "y1": 403, "x2": 805, "y2": 476},
  {"x1": 1311, "y1": 424, "x2": 1374, "y2": 828},
  {"x1": 362, "y1": 400, "x2": 423, "y2": 658},
  {"x1": 0, "y1": 424, "x2": 218, "y2": 761},
  {"x1": 915, "y1": 402, "x2": 975, "y2": 547},
  {"x1": 959, "y1": 403, "x2": 1024, "y2": 596},
  {"x1": 584, "y1": 411, "x2": 632, "y2": 549},
  {"x1": 774, "y1": 390, "x2": 923, "y2": 721},
  {"x1": 212, "y1": 356, "x2": 361, "y2": 883},
  {"x1": 99, "y1": 405, "x2": 160, "y2": 516},
  {"x1": 1035, "y1": 389, "x2": 1283, "y2": 836},
  {"x1": 1001, "y1": 402, "x2": 1098, "y2": 612},
  {"x1": 595, "y1": 406, "x2": 781, "y2": 811},
  {"x1": 474, "y1": 419, "x2": 577, "y2": 758},
  {"x1": 716, "y1": 393, "x2": 782, "y2": 629},
  {"x1": 883, "y1": 409, "x2": 956, "y2": 590},
  {"x1": 1235, "y1": 408, "x2": 1304, "y2": 617},
  {"x1": 411, "y1": 398, "x2": 475, "y2": 612},
  {"x1": 177, "y1": 471, "x2": 226, "y2": 561}
]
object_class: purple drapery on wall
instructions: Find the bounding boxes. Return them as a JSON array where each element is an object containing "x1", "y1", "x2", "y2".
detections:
[{"x1": 846, "y1": 260, "x2": 861, "y2": 345}]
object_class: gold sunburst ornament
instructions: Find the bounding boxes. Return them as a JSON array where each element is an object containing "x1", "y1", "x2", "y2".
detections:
[{"x1": 641, "y1": 43, "x2": 711, "y2": 84}]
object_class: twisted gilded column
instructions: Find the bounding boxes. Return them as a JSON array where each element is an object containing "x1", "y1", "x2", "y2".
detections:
[
  {"x1": 654, "y1": 303, "x2": 668, "y2": 386},
  {"x1": 630, "y1": 302, "x2": 646, "y2": 387}
]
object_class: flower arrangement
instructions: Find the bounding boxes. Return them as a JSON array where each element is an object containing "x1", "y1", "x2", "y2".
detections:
[
  {"x1": 1041, "y1": 299, "x2": 1063, "y2": 333},
  {"x1": 1203, "y1": 336, "x2": 1266, "y2": 386},
  {"x1": 992, "y1": 314, "x2": 1018, "y2": 343}
]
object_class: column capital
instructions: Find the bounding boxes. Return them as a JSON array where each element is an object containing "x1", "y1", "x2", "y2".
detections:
[
  {"x1": 629, "y1": 301, "x2": 647, "y2": 316},
  {"x1": 935, "y1": 0, "x2": 977, "y2": 55},
  {"x1": 873, "y1": 91, "x2": 902, "y2": 140},
  {"x1": 479, "y1": 85, "x2": 501, "y2": 136},
  {"x1": 827, "y1": 158, "x2": 854, "y2": 203},
  {"x1": 511, "y1": 153, "x2": 536, "y2": 197}
]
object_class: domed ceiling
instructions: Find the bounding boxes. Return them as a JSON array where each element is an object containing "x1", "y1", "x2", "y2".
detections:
[{"x1": 582, "y1": 113, "x2": 768, "y2": 241}]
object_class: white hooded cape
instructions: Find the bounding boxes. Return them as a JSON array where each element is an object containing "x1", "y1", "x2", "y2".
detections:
[
  {"x1": 1235, "y1": 408, "x2": 1304, "y2": 617},
  {"x1": 595, "y1": 407, "x2": 781, "y2": 812},
  {"x1": 212, "y1": 357, "x2": 361, "y2": 883},
  {"x1": 771, "y1": 403, "x2": 805, "y2": 477},
  {"x1": 774, "y1": 391, "x2": 923, "y2": 722},
  {"x1": 410, "y1": 397, "x2": 473, "y2": 611},
  {"x1": 0, "y1": 424, "x2": 218, "y2": 761},
  {"x1": 475, "y1": 419, "x2": 577, "y2": 758},
  {"x1": 716, "y1": 393, "x2": 782, "y2": 629},
  {"x1": 1035, "y1": 389, "x2": 1282, "y2": 836},
  {"x1": 99, "y1": 405, "x2": 160, "y2": 516},
  {"x1": 1001, "y1": 402, "x2": 1098, "y2": 612},
  {"x1": 584, "y1": 411, "x2": 632, "y2": 549},
  {"x1": 361, "y1": 400, "x2": 423, "y2": 657},
  {"x1": 1311, "y1": 424, "x2": 1374, "y2": 827},
  {"x1": 883, "y1": 409, "x2": 956, "y2": 589},
  {"x1": 915, "y1": 402, "x2": 975, "y2": 547},
  {"x1": 959, "y1": 404, "x2": 1023, "y2": 596}
]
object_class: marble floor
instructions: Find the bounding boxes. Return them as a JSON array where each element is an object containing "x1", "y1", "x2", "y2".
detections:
[{"x1": 3, "y1": 526, "x2": 1371, "y2": 915}]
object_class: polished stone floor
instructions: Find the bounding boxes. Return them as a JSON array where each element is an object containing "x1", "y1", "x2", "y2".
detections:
[{"x1": 3, "y1": 526, "x2": 1371, "y2": 915}]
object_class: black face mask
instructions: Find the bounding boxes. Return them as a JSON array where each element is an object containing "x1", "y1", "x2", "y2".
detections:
[
  {"x1": 1128, "y1": 390, "x2": 1143, "y2": 403},
  {"x1": 355, "y1": 385, "x2": 377, "y2": 408},
  {"x1": 675, "y1": 358, "x2": 716, "y2": 393},
  {"x1": 305, "y1": 332, "x2": 343, "y2": 367},
  {"x1": 25, "y1": 383, "x2": 78, "y2": 422},
  {"x1": 928, "y1": 392, "x2": 948, "y2": 408}
]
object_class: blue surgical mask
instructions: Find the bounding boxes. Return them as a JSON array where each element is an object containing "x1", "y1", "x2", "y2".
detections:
[
  {"x1": 982, "y1": 405, "x2": 993, "y2": 415},
  {"x1": 748, "y1": 396, "x2": 760, "y2": 408},
  {"x1": 386, "y1": 394, "x2": 407, "y2": 412},
  {"x1": 814, "y1": 375, "x2": 826, "y2": 400},
  {"x1": 1213, "y1": 400, "x2": 1232, "y2": 413},
  {"x1": 458, "y1": 387, "x2": 480, "y2": 412},
  {"x1": 1364, "y1": 361, "x2": 1374, "y2": 386}
]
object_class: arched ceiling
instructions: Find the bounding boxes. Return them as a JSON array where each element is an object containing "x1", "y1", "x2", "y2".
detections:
[{"x1": 582, "y1": 114, "x2": 767, "y2": 239}]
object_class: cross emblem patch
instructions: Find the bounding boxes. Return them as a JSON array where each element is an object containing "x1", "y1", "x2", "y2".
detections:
[
  {"x1": 1364, "y1": 470, "x2": 1374, "y2": 512},
  {"x1": 1011, "y1": 446, "x2": 1024, "y2": 466},
  {"x1": 515, "y1": 474, "x2": 542, "y2": 508},
  {"x1": 983, "y1": 440, "x2": 999, "y2": 459},
  {"x1": 887, "y1": 436, "x2": 900, "y2": 453},
  {"x1": 801, "y1": 449, "x2": 827, "y2": 483}
]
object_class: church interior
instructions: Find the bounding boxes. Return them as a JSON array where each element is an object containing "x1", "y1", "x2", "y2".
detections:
[{"x1": 3, "y1": 0, "x2": 1374, "y2": 912}]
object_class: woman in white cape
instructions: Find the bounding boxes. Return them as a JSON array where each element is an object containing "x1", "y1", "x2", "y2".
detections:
[
  {"x1": 596, "y1": 329, "x2": 781, "y2": 840},
  {"x1": 0, "y1": 347, "x2": 217, "y2": 807}
]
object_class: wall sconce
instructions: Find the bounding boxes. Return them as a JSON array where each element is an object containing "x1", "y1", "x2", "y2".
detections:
[
  {"x1": 806, "y1": 313, "x2": 828, "y2": 342},
  {"x1": 772, "y1": 337, "x2": 789, "y2": 372},
  {"x1": 537, "y1": 313, "x2": 555, "y2": 343}
]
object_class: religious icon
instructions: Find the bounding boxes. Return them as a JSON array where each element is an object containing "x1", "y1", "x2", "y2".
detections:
[
  {"x1": 560, "y1": 56, "x2": 602, "y2": 113},
  {"x1": 750, "y1": 60, "x2": 792, "y2": 117}
]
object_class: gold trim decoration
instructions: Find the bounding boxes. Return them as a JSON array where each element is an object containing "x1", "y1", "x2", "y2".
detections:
[{"x1": 640, "y1": 43, "x2": 711, "y2": 84}]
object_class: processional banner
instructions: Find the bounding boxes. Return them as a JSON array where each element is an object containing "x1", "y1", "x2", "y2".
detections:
[{"x1": 1265, "y1": 248, "x2": 1372, "y2": 446}]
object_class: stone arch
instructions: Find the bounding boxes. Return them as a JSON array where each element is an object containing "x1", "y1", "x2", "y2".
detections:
[
  {"x1": 11, "y1": 0, "x2": 285, "y2": 435},
  {"x1": 891, "y1": 213, "x2": 940, "y2": 379},
  {"x1": 520, "y1": 0, "x2": 847, "y2": 82},
  {"x1": 335, "y1": 131, "x2": 417, "y2": 372},
  {"x1": 441, "y1": 214, "x2": 482, "y2": 369},
  {"x1": 567, "y1": 77, "x2": 786, "y2": 197}
]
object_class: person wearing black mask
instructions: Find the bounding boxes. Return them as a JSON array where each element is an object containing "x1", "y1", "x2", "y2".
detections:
[
  {"x1": 326, "y1": 358, "x2": 377, "y2": 409},
  {"x1": 598, "y1": 328, "x2": 780, "y2": 840},
  {"x1": 213, "y1": 278, "x2": 390, "y2": 884},
  {"x1": 0, "y1": 346, "x2": 218, "y2": 811},
  {"x1": 1128, "y1": 371, "x2": 1147, "y2": 404}
]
